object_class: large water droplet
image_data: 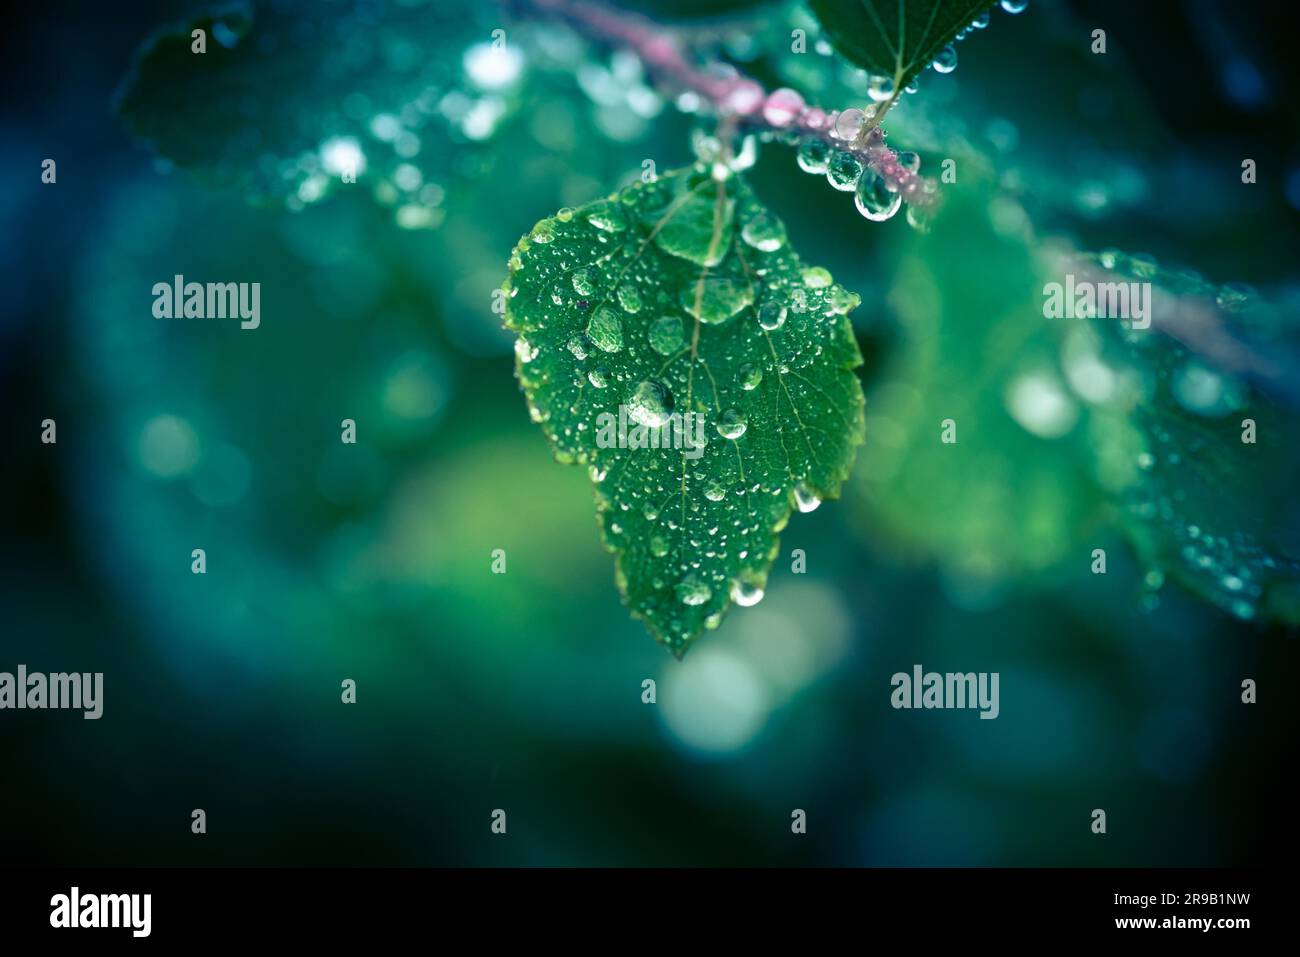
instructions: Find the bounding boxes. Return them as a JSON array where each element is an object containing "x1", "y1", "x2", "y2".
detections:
[
  {"x1": 854, "y1": 167, "x2": 903, "y2": 221},
  {"x1": 796, "y1": 137, "x2": 831, "y2": 174},
  {"x1": 826, "y1": 151, "x2": 863, "y2": 191},
  {"x1": 587, "y1": 366, "x2": 609, "y2": 388},
  {"x1": 680, "y1": 277, "x2": 754, "y2": 325},
  {"x1": 1000, "y1": 0, "x2": 1028, "y2": 13},
  {"x1": 833, "y1": 108, "x2": 866, "y2": 140},
  {"x1": 650, "y1": 535, "x2": 669, "y2": 557},
  {"x1": 566, "y1": 334, "x2": 590, "y2": 360},
  {"x1": 730, "y1": 575, "x2": 765, "y2": 607},
  {"x1": 586, "y1": 305, "x2": 624, "y2": 352},
  {"x1": 629, "y1": 379, "x2": 673, "y2": 427},
  {"x1": 676, "y1": 574, "x2": 712, "y2": 606},
  {"x1": 741, "y1": 211, "x2": 787, "y2": 252},
  {"x1": 649, "y1": 315, "x2": 685, "y2": 355},
  {"x1": 932, "y1": 44, "x2": 957, "y2": 73},
  {"x1": 757, "y1": 302, "x2": 787, "y2": 330},
  {"x1": 738, "y1": 363, "x2": 762, "y2": 390},
  {"x1": 794, "y1": 482, "x2": 821, "y2": 512},
  {"x1": 866, "y1": 75, "x2": 895, "y2": 103},
  {"x1": 654, "y1": 182, "x2": 734, "y2": 266},
  {"x1": 571, "y1": 269, "x2": 595, "y2": 297},
  {"x1": 617, "y1": 283, "x2": 643, "y2": 313},
  {"x1": 802, "y1": 267, "x2": 832, "y2": 288},
  {"x1": 705, "y1": 482, "x2": 726, "y2": 501},
  {"x1": 717, "y1": 409, "x2": 747, "y2": 439}
]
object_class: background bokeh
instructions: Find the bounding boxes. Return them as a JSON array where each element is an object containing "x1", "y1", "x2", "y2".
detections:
[{"x1": 2, "y1": 0, "x2": 1296, "y2": 866}]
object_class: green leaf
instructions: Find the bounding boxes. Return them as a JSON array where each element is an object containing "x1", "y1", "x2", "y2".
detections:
[
  {"x1": 853, "y1": 187, "x2": 1103, "y2": 582},
  {"x1": 503, "y1": 167, "x2": 866, "y2": 656},
  {"x1": 807, "y1": 0, "x2": 996, "y2": 93}
]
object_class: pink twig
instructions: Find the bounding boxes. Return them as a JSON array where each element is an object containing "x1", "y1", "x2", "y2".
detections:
[{"x1": 522, "y1": 0, "x2": 940, "y2": 210}]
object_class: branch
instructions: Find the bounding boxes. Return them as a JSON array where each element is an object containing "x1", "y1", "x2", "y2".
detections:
[{"x1": 518, "y1": 0, "x2": 941, "y2": 213}]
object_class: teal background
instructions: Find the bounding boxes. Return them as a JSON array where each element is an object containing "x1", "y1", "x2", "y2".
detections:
[{"x1": 1, "y1": 0, "x2": 1295, "y2": 865}]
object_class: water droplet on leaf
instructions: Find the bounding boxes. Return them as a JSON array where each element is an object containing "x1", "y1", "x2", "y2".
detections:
[{"x1": 649, "y1": 315, "x2": 685, "y2": 355}]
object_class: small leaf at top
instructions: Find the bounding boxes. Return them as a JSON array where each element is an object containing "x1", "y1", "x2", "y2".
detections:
[
  {"x1": 503, "y1": 167, "x2": 866, "y2": 656},
  {"x1": 807, "y1": 0, "x2": 996, "y2": 93}
]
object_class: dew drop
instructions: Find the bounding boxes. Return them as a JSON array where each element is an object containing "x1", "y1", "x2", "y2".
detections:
[
  {"x1": 932, "y1": 44, "x2": 958, "y2": 73},
  {"x1": 680, "y1": 276, "x2": 754, "y2": 324},
  {"x1": 758, "y1": 301, "x2": 787, "y2": 330},
  {"x1": 741, "y1": 211, "x2": 787, "y2": 252},
  {"x1": 762, "y1": 87, "x2": 805, "y2": 127},
  {"x1": 705, "y1": 483, "x2": 726, "y2": 501},
  {"x1": 514, "y1": 338, "x2": 538, "y2": 363},
  {"x1": 826, "y1": 151, "x2": 863, "y2": 191},
  {"x1": 566, "y1": 334, "x2": 590, "y2": 360},
  {"x1": 676, "y1": 574, "x2": 712, "y2": 606},
  {"x1": 617, "y1": 283, "x2": 643, "y2": 313},
  {"x1": 826, "y1": 285, "x2": 859, "y2": 314},
  {"x1": 586, "y1": 305, "x2": 624, "y2": 353},
  {"x1": 1000, "y1": 0, "x2": 1028, "y2": 13},
  {"x1": 730, "y1": 575, "x2": 765, "y2": 607},
  {"x1": 571, "y1": 268, "x2": 595, "y2": 297},
  {"x1": 802, "y1": 266, "x2": 833, "y2": 288},
  {"x1": 628, "y1": 379, "x2": 673, "y2": 427},
  {"x1": 531, "y1": 221, "x2": 555, "y2": 243},
  {"x1": 717, "y1": 409, "x2": 747, "y2": 439},
  {"x1": 648, "y1": 315, "x2": 685, "y2": 355},
  {"x1": 586, "y1": 205, "x2": 628, "y2": 232},
  {"x1": 738, "y1": 363, "x2": 763, "y2": 390},
  {"x1": 650, "y1": 535, "x2": 669, "y2": 557},
  {"x1": 867, "y1": 75, "x2": 895, "y2": 103},
  {"x1": 854, "y1": 167, "x2": 903, "y2": 221},
  {"x1": 896, "y1": 151, "x2": 921, "y2": 173},
  {"x1": 587, "y1": 366, "x2": 609, "y2": 388},
  {"x1": 796, "y1": 137, "x2": 832, "y2": 174},
  {"x1": 833, "y1": 108, "x2": 866, "y2": 140},
  {"x1": 794, "y1": 482, "x2": 822, "y2": 512}
]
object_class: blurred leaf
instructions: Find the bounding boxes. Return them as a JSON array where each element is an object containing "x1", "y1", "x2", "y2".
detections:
[
  {"x1": 504, "y1": 166, "x2": 865, "y2": 654},
  {"x1": 1065, "y1": 251, "x2": 1300, "y2": 625},
  {"x1": 116, "y1": 0, "x2": 498, "y2": 207},
  {"x1": 807, "y1": 0, "x2": 995, "y2": 93},
  {"x1": 854, "y1": 188, "x2": 1102, "y2": 582}
]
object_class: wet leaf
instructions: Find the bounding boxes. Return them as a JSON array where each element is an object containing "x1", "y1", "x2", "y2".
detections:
[
  {"x1": 807, "y1": 0, "x2": 996, "y2": 92},
  {"x1": 503, "y1": 166, "x2": 866, "y2": 655}
]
